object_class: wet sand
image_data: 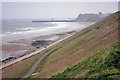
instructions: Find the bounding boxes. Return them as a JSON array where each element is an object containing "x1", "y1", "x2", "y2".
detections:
[
  {"x1": 1, "y1": 22, "x2": 92, "y2": 61},
  {"x1": 0, "y1": 32, "x2": 76, "y2": 69},
  {"x1": 1, "y1": 32, "x2": 67, "y2": 60}
]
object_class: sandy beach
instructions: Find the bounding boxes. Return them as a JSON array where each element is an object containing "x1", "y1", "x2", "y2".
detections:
[
  {"x1": 1, "y1": 30, "x2": 76, "y2": 58},
  {"x1": 1, "y1": 33, "x2": 64, "y2": 60},
  {"x1": 0, "y1": 32, "x2": 75, "y2": 69},
  {"x1": 1, "y1": 22, "x2": 93, "y2": 69}
]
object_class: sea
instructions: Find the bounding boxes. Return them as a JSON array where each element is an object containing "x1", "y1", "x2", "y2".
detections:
[
  {"x1": 1, "y1": 21, "x2": 86, "y2": 60},
  {"x1": 2, "y1": 21, "x2": 85, "y2": 44}
]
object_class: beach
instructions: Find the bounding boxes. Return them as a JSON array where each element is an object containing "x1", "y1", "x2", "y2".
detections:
[
  {"x1": 1, "y1": 21, "x2": 93, "y2": 69},
  {"x1": 0, "y1": 32, "x2": 76, "y2": 69}
]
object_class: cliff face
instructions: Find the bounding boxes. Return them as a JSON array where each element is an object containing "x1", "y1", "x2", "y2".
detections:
[{"x1": 75, "y1": 13, "x2": 110, "y2": 22}]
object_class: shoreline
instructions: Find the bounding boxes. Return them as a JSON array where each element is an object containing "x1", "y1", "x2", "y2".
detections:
[
  {"x1": 0, "y1": 22, "x2": 94, "y2": 69},
  {"x1": 0, "y1": 32, "x2": 75, "y2": 69},
  {"x1": 1, "y1": 31, "x2": 73, "y2": 61}
]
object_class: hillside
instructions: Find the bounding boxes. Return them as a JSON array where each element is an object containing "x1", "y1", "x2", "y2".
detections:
[
  {"x1": 31, "y1": 11, "x2": 119, "y2": 78},
  {"x1": 51, "y1": 11, "x2": 120, "y2": 79},
  {"x1": 52, "y1": 42, "x2": 120, "y2": 78}
]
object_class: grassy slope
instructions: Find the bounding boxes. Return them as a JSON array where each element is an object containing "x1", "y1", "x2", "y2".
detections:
[
  {"x1": 32, "y1": 12, "x2": 119, "y2": 78},
  {"x1": 51, "y1": 11, "x2": 120, "y2": 78},
  {"x1": 2, "y1": 49, "x2": 49, "y2": 78},
  {"x1": 51, "y1": 41, "x2": 120, "y2": 78},
  {"x1": 2, "y1": 41, "x2": 64, "y2": 78}
]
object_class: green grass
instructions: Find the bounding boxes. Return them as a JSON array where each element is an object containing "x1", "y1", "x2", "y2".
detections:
[
  {"x1": 95, "y1": 26, "x2": 100, "y2": 29},
  {"x1": 33, "y1": 47, "x2": 62, "y2": 73},
  {"x1": 104, "y1": 33, "x2": 111, "y2": 37},
  {"x1": 15, "y1": 56, "x2": 39, "y2": 78},
  {"x1": 51, "y1": 41, "x2": 120, "y2": 79},
  {"x1": 33, "y1": 29, "x2": 96, "y2": 74},
  {"x1": 15, "y1": 50, "x2": 50, "y2": 78}
]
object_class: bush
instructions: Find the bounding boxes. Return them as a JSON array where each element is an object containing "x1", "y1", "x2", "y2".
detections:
[{"x1": 95, "y1": 26, "x2": 100, "y2": 29}]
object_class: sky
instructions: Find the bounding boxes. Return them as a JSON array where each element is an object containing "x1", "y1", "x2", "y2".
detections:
[
  {"x1": 2, "y1": 2, "x2": 119, "y2": 19},
  {"x1": 1, "y1": 0, "x2": 120, "y2": 2}
]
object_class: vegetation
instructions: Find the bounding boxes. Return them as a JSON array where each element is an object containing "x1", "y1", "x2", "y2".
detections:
[
  {"x1": 2, "y1": 53, "x2": 43, "y2": 78},
  {"x1": 33, "y1": 33, "x2": 96, "y2": 74},
  {"x1": 33, "y1": 27, "x2": 97, "y2": 74},
  {"x1": 15, "y1": 56, "x2": 39, "y2": 78},
  {"x1": 51, "y1": 41, "x2": 120, "y2": 79},
  {"x1": 34, "y1": 47, "x2": 62, "y2": 73},
  {"x1": 95, "y1": 25, "x2": 100, "y2": 29}
]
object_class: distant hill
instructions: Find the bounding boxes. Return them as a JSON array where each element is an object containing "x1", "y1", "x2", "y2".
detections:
[{"x1": 75, "y1": 12, "x2": 111, "y2": 22}]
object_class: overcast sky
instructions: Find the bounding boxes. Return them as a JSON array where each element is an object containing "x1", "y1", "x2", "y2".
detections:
[{"x1": 2, "y1": 2, "x2": 118, "y2": 19}]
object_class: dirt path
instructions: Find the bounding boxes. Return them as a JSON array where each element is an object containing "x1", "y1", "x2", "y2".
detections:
[
  {"x1": 21, "y1": 46, "x2": 60, "y2": 79},
  {"x1": 21, "y1": 36, "x2": 72, "y2": 79}
]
